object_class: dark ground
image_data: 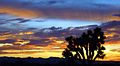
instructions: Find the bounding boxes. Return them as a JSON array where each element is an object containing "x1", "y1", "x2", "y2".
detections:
[{"x1": 0, "y1": 57, "x2": 119, "y2": 66}]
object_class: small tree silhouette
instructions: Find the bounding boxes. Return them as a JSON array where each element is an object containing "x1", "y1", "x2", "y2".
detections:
[{"x1": 62, "y1": 27, "x2": 106, "y2": 64}]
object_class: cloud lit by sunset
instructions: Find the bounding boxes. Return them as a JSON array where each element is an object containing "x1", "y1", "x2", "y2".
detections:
[{"x1": 0, "y1": 0, "x2": 120, "y2": 61}]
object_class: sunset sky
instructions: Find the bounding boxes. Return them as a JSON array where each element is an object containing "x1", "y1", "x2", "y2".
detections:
[{"x1": 0, "y1": 0, "x2": 120, "y2": 61}]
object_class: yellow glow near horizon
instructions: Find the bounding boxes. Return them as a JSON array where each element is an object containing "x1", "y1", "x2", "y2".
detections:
[
  {"x1": 0, "y1": 43, "x2": 13, "y2": 47},
  {"x1": 0, "y1": 52, "x2": 63, "y2": 58},
  {"x1": 0, "y1": 43, "x2": 119, "y2": 61},
  {"x1": 55, "y1": 41, "x2": 64, "y2": 44}
]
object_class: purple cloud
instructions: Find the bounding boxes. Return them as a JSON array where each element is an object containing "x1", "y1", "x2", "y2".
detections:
[{"x1": 0, "y1": 39, "x2": 16, "y2": 44}]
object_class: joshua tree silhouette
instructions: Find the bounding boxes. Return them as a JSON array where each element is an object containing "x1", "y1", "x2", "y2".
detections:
[{"x1": 62, "y1": 27, "x2": 106, "y2": 64}]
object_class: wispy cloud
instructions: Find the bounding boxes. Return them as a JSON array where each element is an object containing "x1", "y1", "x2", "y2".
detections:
[{"x1": 0, "y1": 0, "x2": 120, "y2": 21}]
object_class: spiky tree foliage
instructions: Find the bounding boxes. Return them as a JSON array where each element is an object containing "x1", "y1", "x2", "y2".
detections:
[{"x1": 62, "y1": 27, "x2": 106, "y2": 64}]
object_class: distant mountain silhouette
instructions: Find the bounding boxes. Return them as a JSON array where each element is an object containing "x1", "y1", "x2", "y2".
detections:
[
  {"x1": 0, "y1": 57, "x2": 119, "y2": 65},
  {"x1": 0, "y1": 57, "x2": 66, "y2": 64}
]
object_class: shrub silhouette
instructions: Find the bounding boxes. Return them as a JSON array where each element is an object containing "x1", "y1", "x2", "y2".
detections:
[{"x1": 62, "y1": 27, "x2": 106, "y2": 64}]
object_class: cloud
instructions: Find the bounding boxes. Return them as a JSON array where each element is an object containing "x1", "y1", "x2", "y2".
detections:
[
  {"x1": 101, "y1": 21, "x2": 120, "y2": 29},
  {"x1": 11, "y1": 23, "x2": 21, "y2": 26},
  {"x1": 0, "y1": 20, "x2": 119, "y2": 60},
  {"x1": 93, "y1": 4, "x2": 112, "y2": 8},
  {"x1": 0, "y1": 45, "x2": 21, "y2": 50},
  {"x1": 0, "y1": 20, "x2": 119, "y2": 48},
  {"x1": 0, "y1": 0, "x2": 120, "y2": 8},
  {"x1": 0, "y1": 0, "x2": 120, "y2": 21},
  {"x1": 48, "y1": 26, "x2": 62, "y2": 31},
  {"x1": 0, "y1": 39, "x2": 16, "y2": 44},
  {"x1": 27, "y1": 28, "x2": 38, "y2": 30},
  {"x1": 0, "y1": 45, "x2": 36, "y2": 50},
  {"x1": 6, "y1": 18, "x2": 31, "y2": 23},
  {"x1": 100, "y1": 21, "x2": 120, "y2": 44},
  {"x1": 0, "y1": 22, "x2": 6, "y2": 25},
  {"x1": 18, "y1": 19, "x2": 30, "y2": 23},
  {"x1": 0, "y1": 6, "x2": 40, "y2": 18},
  {"x1": 47, "y1": 0, "x2": 57, "y2": 5},
  {"x1": 35, "y1": 19, "x2": 46, "y2": 23},
  {"x1": 113, "y1": 14, "x2": 120, "y2": 17},
  {"x1": 0, "y1": 51, "x2": 41, "y2": 54},
  {"x1": 6, "y1": 18, "x2": 25, "y2": 22},
  {"x1": 34, "y1": 25, "x2": 98, "y2": 38},
  {"x1": 27, "y1": 39, "x2": 51, "y2": 46},
  {"x1": 32, "y1": 20, "x2": 120, "y2": 46},
  {"x1": 110, "y1": 49, "x2": 120, "y2": 52}
]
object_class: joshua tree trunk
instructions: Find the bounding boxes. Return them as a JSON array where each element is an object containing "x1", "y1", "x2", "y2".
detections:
[
  {"x1": 91, "y1": 50, "x2": 94, "y2": 60},
  {"x1": 76, "y1": 51, "x2": 81, "y2": 60},
  {"x1": 93, "y1": 54, "x2": 98, "y2": 61},
  {"x1": 85, "y1": 46, "x2": 89, "y2": 59},
  {"x1": 79, "y1": 48, "x2": 85, "y2": 59}
]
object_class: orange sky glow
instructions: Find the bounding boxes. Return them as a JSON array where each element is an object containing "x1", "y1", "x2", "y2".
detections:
[{"x1": 0, "y1": 31, "x2": 119, "y2": 61}]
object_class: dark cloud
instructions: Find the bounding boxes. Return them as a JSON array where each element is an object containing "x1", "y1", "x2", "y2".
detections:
[
  {"x1": 0, "y1": 20, "x2": 119, "y2": 48},
  {"x1": 6, "y1": 18, "x2": 30, "y2": 23},
  {"x1": 27, "y1": 39, "x2": 52, "y2": 46},
  {"x1": 0, "y1": 27, "x2": 12, "y2": 31},
  {"x1": 0, "y1": 0, "x2": 119, "y2": 9},
  {"x1": 34, "y1": 25, "x2": 98, "y2": 38},
  {"x1": 0, "y1": 46, "x2": 20, "y2": 50},
  {"x1": 113, "y1": 14, "x2": 120, "y2": 17},
  {"x1": 27, "y1": 28, "x2": 38, "y2": 30},
  {"x1": 92, "y1": 4, "x2": 114, "y2": 9},
  {"x1": 33, "y1": 21, "x2": 120, "y2": 45},
  {"x1": 99, "y1": 21, "x2": 120, "y2": 43},
  {"x1": 48, "y1": 1, "x2": 57, "y2": 5},
  {"x1": 6, "y1": 18, "x2": 24, "y2": 22},
  {"x1": 35, "y1": 19, "x2": 46, "y2": 22},
  {"x1": 0, "y1": 31, "x2": 12, "y2": 36},
  {"x1": 11, "y1": 23, "x2": 21, "y2": 26},
  {"x1": 0, "y1": 22, "x2": 6, "y2": 25},
  {"x1": 0, "y1": 0, "x2": 120, "y2": 21},
  {"x1": 0, "y1": 13, "x2": 6, "y2": 15},
  {"x1": 48, "y1": 26, "x2": 62, "y2": 31},
  {"x1": 0, "y1": 45, "x2": 34, "y2": 50},
  {"x1": 18, "y1": 19, "x2": 30, "y2": 23},
  {"x1": 74, "y1": 25, "x2": 98, "y2": 30},
  {"x1": 40, "y1": 8, "x2": 118, "y2": 21},
  {"x1": 0, "y1": 39, "x2": 16, "y2": 44},
  {"x1": 102, "y1": 21, "x2": 120, "y2": 29}
]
